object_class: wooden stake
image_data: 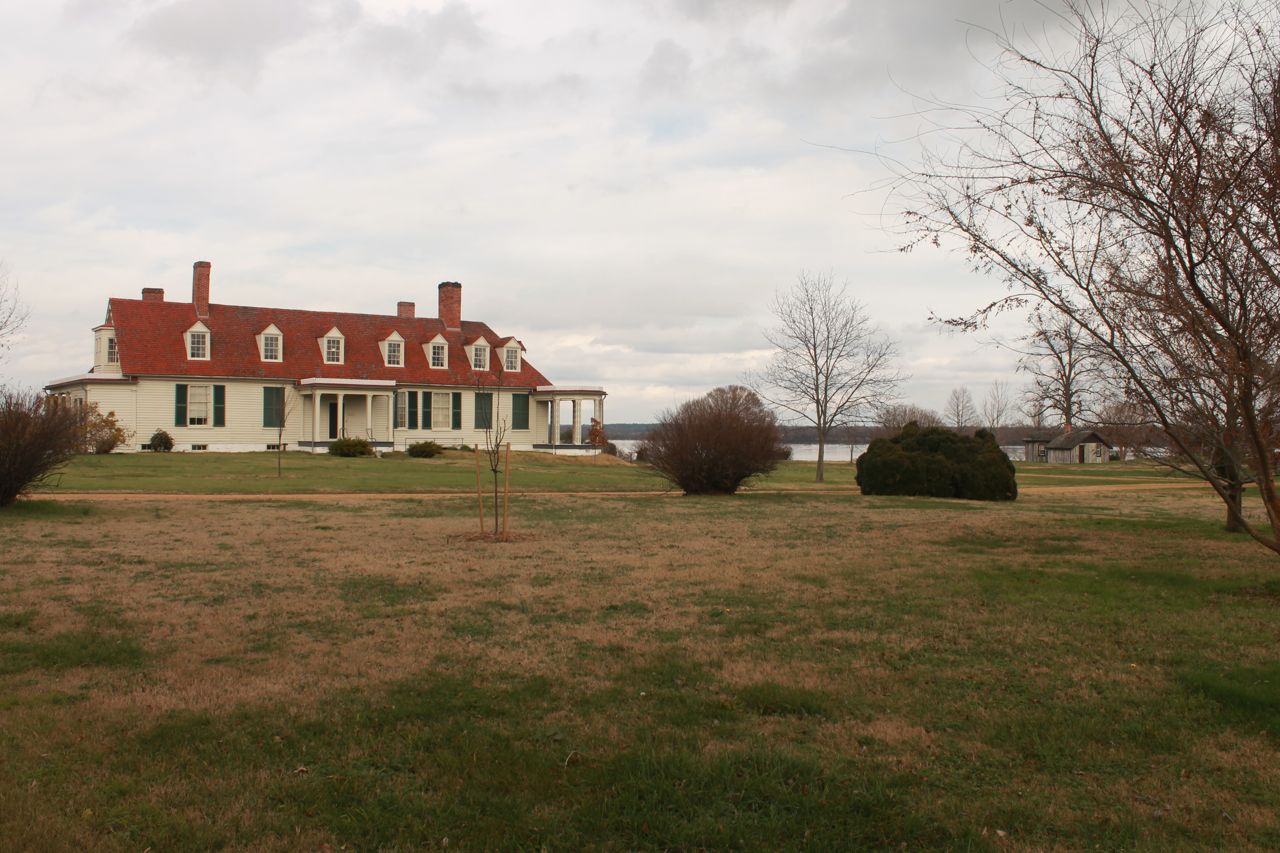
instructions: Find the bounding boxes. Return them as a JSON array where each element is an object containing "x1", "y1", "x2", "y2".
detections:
[
  {"x1": 502, "y1": 442, "x2": 511, "y2": 538},
  {"x1": 474, "y1": 446, "x2": 486, "y2": 534}
]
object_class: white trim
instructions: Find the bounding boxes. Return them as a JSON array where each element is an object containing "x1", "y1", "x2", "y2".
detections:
[
  {"x1": 185, "y1": 321, "x2": 211, "y2": 361},
  {"x1": 298, "y1": 377, "x2": 396, "y2": 388},
  {"x1": 45, "y1": 373, "x2": 132, "y2": 389},
  {"x1": 381, "y1": 331, "x2": 405, "y2": 367},
  {"x1": 319, "y1": 327, "x2": 345, "y2": 364},
  {"x1": 536, "y1": 385, "x2": 606, "y2": 393},
  {"x1": 257, "y1": 324, "x2": 283, "y2": 362}
]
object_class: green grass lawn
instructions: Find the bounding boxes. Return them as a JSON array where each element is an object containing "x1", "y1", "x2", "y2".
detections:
[
  {"x1": 39, "y1": 449, "x2": 868, "y2": 495},
  {"x1": 2, "y1": 462, "x2": 1278, "y2": 850},
  {"x1": 39, "y1": 451, "x2": 1183, "y2": 496}
]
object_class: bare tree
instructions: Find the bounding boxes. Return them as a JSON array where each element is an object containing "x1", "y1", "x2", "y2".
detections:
[
  {"x1": 266, "y1": 385, "x2": 296, "y2": 477},
  {"x1": 1017, "y1": 312, "x2": 1107, "y2": 431},
  {"x1": 0, "y1": 263, "x2": 29, "y2": 364},
  {"x1": 944, "y1": 387, "x2": 977, "y2": 430},
  {"x1": 876, "y1": 402, "x2": 943, "y2": 434},
  {"x1": 475, "y1": 382, "x2": 509, "y2": 537},
  {"x1": 752, "y1": 272, "x2": 904, "y2": 482},
  {"x1": 980, "y1": 380, "x2": 1014, "y2": 430},
  {"x1": 898, "y1": 1, "x2": 1280, "y2": 552}
]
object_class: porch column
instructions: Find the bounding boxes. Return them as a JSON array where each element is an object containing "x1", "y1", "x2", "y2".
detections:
[
  {"x1": 365, "y1": 393, "x2": 372, "y2": 439},
  {"x1": 338, "y1": 393, "x2": 346, "y2": 438},
  {"x1": 597, "y1": 396, "x2": 604, "y2": 429},
  {"x1": 572, "y1": 400, "x2": 582, "y2": 445},
  {"x1": 312, "y1": 391, "x2": 320, "y2": 452},
  {"x1": 387, "y1": 393, "x2": 395, "y2": 442},
  {"x1": 551, "y1": 398, "x2": 560, "y2": 447}
]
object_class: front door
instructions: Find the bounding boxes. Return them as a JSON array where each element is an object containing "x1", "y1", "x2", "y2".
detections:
[{"x1": 328, "y1": 402, "x2": 339, "y2": 439}]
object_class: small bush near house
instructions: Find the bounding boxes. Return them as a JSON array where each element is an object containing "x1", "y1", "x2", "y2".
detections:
[
  {"x1": 856, "y1": 422, "x2": 1017, "y2": 501},
  {"x1": 639, "y1": 385, "x2": 788, "y2": 495},
  {"x1": 148, "y1": 430, "x2": 175, "y2": 452},
  {"x1": 0, "y1": 389, "x2": 86, "y2": 507},
  {"x1": 83, "y1": 406, "x2": 130, "y2": 454},
  {"x1": 329, "y1": 437, "x2": 374, "y2": 457},
  {"x1": 407, "y1": 440, "x2": 445, "y2": 459}
]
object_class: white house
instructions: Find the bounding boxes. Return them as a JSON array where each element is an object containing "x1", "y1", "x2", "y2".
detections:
[{"x1": 45, "y1": 261, "x2": 606, "y2": 453}]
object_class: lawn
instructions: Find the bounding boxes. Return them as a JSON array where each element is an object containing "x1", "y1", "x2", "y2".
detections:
[
  {"x1": 40, "y1": 450, "x2": 1183, "y2": 495},
  {"x1": 3, "y1": 458, "x2": 1278, "y2": 849}
]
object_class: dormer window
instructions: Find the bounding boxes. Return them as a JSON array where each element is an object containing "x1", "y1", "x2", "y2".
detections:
[
  {"x1": 380, "y1": 332, "x2": 405, "y2": 367},
  {"x1": 106, "y1": 338, "x2": 119, "y2": 364},
  {"x1": 257, "y1": 324, "x2": 283, "y2": 362},
  {"x1": 185, "y1": 322, "x2": 211, "y2": 361},
  {"x1": 425, "y1": 335, "x2": 448, "y2": 369},
  {"x1": 319, "y1": 327, "x2": 345, "y2": 364},
  {"x1": 503, "y1": 346, "x2": 519, "y2": 371},
  {"x1": 471, "y1": 344, "x2": 488, "y2": 370}
]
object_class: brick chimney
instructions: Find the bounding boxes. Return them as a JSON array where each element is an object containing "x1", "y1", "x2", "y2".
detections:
[
  {"x1": 192, "y1": 261, "x2": 211, "y2": 318},
  {"x1": 397, "y1": 301, "x2": 415, "y2": 319},
  {"x1": 438, "y1": 281, "x2": 461, "y2": 329},
  {"x1": 142, "y1": 288, "x2": 165, "y2": 302}
]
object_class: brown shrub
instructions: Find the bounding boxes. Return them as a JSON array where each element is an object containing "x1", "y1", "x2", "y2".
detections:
[
  {"x1": 0, "y1": 389, "x2": 86, "y2": 507},
  {"x1": 638, "y1": 385, "x2": 788, "y2": 495}
]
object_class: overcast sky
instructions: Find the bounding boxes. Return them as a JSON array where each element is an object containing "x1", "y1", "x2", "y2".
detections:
[{"x1": 1, "y1": 0, "x2": 1068, "y2": 423}]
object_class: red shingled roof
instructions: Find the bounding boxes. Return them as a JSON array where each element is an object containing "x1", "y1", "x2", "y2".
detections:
[{"x1": 105, "y1": 298, "x2": 552, "y2": 388}]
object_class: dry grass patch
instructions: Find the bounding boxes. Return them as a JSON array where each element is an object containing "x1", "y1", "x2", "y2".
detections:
[{"x1": 1, "y1": 486, "x2": 1278, "y2": 849}]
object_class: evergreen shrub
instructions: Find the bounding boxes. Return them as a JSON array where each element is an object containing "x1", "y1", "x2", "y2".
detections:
[
  {"x1": 148, "y1": 429, "x2": 174, "y2": 452},
  {"x1": 856, "y1": 423, "x2": 1016, "y2": 501},
  {"x1": 407, "y1": 440, "x2": 445, "y2": 458},
  {"x1": 328, "y1": 437, "x2": 374, "y2": 457}
]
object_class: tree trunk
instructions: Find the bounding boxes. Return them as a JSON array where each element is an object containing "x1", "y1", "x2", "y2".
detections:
[
  {"x1": 492, "y1": 475, "x2": 500, "y2": 536},
  {"x1": 815, "y1": 430, "x2": 826, "y2": 483},
  {"x1": 1225, "y1": 482, "x2": 1245, "y2": 533}
]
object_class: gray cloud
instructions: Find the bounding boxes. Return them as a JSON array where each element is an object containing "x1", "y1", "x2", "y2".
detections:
[
  {"x1": 5, "y1": 0, "x2": 1065, "y2": 420},
  {"x1": 355, "y1": 2, "x2": 486, "y2": 79},
  {"x1": 127, "y1": 0, "x2": 346, "y2": 79}
]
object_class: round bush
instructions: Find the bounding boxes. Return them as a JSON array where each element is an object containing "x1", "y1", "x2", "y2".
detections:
[
  {"x1": 149, "y1": 429, "x2": 174, "y2": 452},
  {"x1": 638, "y1": 385, "x2": 788, "y2": 495},
  {"x1": 856, "y1": 422, "x2": 1016, "y2": 501},
  {"x1": 407, "y1": 440, "x2": 445, "y2": 458},
  {"x1": 328, "y1": 437, "x2": 374, "y2": 457}
]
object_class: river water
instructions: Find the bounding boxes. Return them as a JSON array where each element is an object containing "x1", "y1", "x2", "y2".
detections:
[{"x1": 612, "y1": 440, "x2": 1026, "y2": 463}]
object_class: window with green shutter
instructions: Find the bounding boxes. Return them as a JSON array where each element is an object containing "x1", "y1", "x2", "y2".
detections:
[
  {"x1": 474, "y1": 392, "x2": 493, "y2": 430},
  {"x1": 407, "y1": 391, "x2": 418, "y2": 430},
  {"x1": 212, "y1": 385, "x2": 225, "y2": 427},
  {"x1": 174, "y1": 384, "x2": 187, "y2": 427},
  {"x1": 451, "y1": 392, "x2": 462, "y2": 430},
  {"x1": 263, "y1": 387, "x2": 284, "y2": 428},
  {"x1": 511, "y1": 393, "x2": 530, "y2": 430}
]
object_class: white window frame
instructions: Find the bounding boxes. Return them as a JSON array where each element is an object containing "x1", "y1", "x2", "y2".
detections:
[
  {"x1": 430, "y1": 342, "x2": 447, "y2": 369},
  {"x1": 431, "y1": 392, "x2": 450, "y2": 429},
  {"x1": 325, "y1": 337, "x2": 343, "y2": 364},
  {"x1": 381, "y1": 333, "x2": 405, "y2": 368},
  {"x1": 187, "y1": 384, "x2": 211, "y2": 427},
  {"x1": 262, "y1": 334, "x2": 281, "y2": 362},
  {"x1": 106, "y1": 337, "x2": 119, "y2": 364},
  {"x1": 503, "y1": 347, "x2": 520, "y2": 371},
  {"x1": 187, "y1": 330, "x2": 209, "y2": 360},
  {"x1": 471, "y1": 344, "x2": 489, "y2": 371}
]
